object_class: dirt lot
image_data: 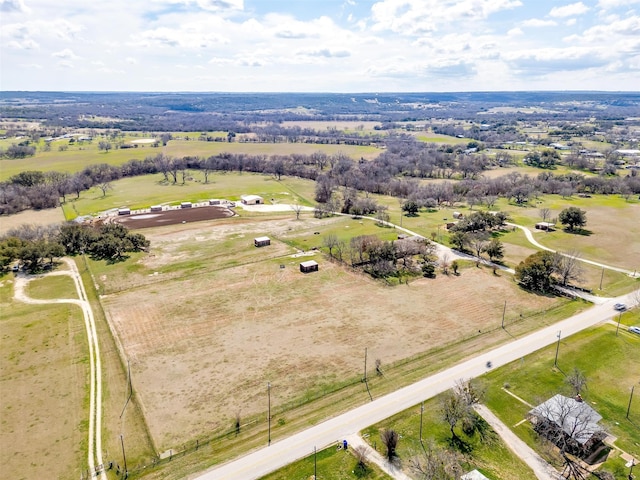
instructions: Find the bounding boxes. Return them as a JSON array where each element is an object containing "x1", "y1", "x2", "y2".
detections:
[
  {"x1": 97, "y1": 215, "x2": 567, "y2": 449},
  {"x1": 0, "y1": 207, "x2": 65, "y2": 235},
  {"x1": 113, "y1": 205, "x2": 234, "y2": 228}
]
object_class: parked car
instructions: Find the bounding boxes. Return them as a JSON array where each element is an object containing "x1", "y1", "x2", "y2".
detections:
[
  {"x1": 614, "y1": 303, "x2": 627, "y2": 311},
  {"x1": 629, "y1": 326, "x2": 640, "y2": 335}
]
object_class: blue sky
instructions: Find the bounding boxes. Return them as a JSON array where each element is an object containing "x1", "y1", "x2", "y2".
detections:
[{"x1": 1, "y1": 0, "x2": 639, "y2": 91}]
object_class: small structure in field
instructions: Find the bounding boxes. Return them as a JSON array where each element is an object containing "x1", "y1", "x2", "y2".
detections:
[
  {"x1": 453, "y1": 211, "x2": 464, "y2": 219},
  {"x1": 150, "y1": 205, "x2": 162, "y2": 212},
  {"x1": 241, "y1": 194, "x2": 264, "y2": 205},
  {"x1": 254, "y1": 236, "x2": 271, "y2": 247},
  {"x1": 118, "y1": 207, "x2": 131, "y2": 216},
  {"x1": 181, "y1": 202, "x2": 192, "y2": 209},
  {"x1": 535, "y1": 222, "x2": 555, "y2": 231},
  {"x1": 209, "y1": 199, "x2": 221, "y2": 205},
  {"x1": 300, "y1": 260, "x2": 319, "y2": 273}
]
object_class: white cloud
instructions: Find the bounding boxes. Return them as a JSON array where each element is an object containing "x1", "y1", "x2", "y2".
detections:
[
  {"x1": 53, "y1": 48, "x2": 80, "y2": 59},
  {"x1": 565, "y1": 18, "x2": 577, "y2": 26},
  {"x1": 504, "y1": 47, "x2": 608, "y2": 75},
  {"x1": 57, "y1": 60, "x2": 74, "y2": 68},
  {"x1": 549, "y1": 2, "x2": 590, "y2": 18},
  {"x1": 126, "y1": 57, "x2": 138, "y2": 64},
  {"x1": 19, "y1": 63, "x2": 43, "y2": 69},
  {"x1": 0, "y1": 0, "x2": 30, "y2": 13},
  {"x1": 296, "y1": 48, "x2": 351, "y2": 58},
  {"x1": 370, "y1": 0, "x2": 523, "y2": 35},
  {"x1": 131, "y1": 25, "x2": 229, "y2": 48},
  {"x1": 507, "y1": 27, "x2": 523, "y2": 36},
  {"x1": 597, "y1": 0, "x2": 640, "y2": 10},
  {"x1": 521, "y1": 18, "x2": 557, "y2": 27}
]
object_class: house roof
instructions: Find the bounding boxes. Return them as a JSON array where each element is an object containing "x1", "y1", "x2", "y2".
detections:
[
  {"x1": 241, "y1": 194, "x2": 264, "y2": 201},
  {"x1": 461, "y1": 470, "x2": 490, "y2": 480},
  {"x1": 300, "y1": 260, "x2": 318, "y2": 268},
  {"x1": 529, "y1": 394, "x2": 602, "y2": 445}
]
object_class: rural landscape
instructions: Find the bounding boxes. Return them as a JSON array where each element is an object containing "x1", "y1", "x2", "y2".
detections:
[{"x1": 1, "y1": 90, "x2": 639, "y2": 480}]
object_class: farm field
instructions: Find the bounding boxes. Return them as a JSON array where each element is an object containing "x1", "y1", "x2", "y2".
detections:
[
  {"x1": 0, "y1": 138, "x2": 380, "y2": 181},
  {"x1": 482, "y1": 324, "x2": 640, "y2": 476},
  {"x1": 95, "y1": 213, "x2": 577, "y2": 450},
  {"x1": 0, "y1": 206, "x2": 66, "y2": 235},
  {"x1": 0, "y1": 277, "x2": 88, "y2": 480}
]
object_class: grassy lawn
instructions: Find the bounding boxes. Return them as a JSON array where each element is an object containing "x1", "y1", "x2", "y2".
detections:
[
  {"x1": 60, "y1": 172, "x2": 318, "y2": 219},
  {"x1": 482, "y1": 324, "x2": 640, "y2": 476},
  {"x1": 25, "y1": 273, "x2": 77, "y2": 300},
  {"x1": 361, "y1": 394, "x2": 538, "y2": 480},
  {"x1": 0, "y1": 275, "x2": 88, "y2": 480},
  {"x1": 259, "y1": 445, "x2": 392, "y2": 480}
]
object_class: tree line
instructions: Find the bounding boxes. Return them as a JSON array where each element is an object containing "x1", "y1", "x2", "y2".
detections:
[{"x1": 0, "y1": 222, "x2": 149, "y2": 273}]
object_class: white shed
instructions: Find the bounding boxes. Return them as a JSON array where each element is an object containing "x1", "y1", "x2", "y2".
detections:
[
  {"x1": 254, "y1": 236, "x2": 271, "y2": 247},
  {"x1": 241, "y1": 194, "x2": 264, "y2": 205}
]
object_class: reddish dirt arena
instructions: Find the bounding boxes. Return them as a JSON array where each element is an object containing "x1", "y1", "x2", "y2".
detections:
[{"x1": 113, "y1": 206, "x2": 235, "y2": 228}]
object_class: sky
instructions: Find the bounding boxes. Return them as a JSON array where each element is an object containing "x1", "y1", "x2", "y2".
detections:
[{"x1": 1, "y1": 0, "x2": 639, "y2": 92}]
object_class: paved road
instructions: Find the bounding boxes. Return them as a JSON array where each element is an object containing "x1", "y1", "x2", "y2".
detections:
[
  {"x1": 193, "y1": 290, "x2": 639, "y2": 480},
  {"x1": 13, "y1": 258, "x2": 106, "y2": 480}
]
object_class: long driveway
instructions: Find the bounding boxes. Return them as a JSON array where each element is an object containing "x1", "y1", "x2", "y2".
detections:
[
  {"x1": 13, "y1": 258, "x2": 106, "y2": 480},
  {"x1": 193, "y1": 290, "x2": 639, "y2": 480}
]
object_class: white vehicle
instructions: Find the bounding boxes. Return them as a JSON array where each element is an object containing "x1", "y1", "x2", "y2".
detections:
[
  {"x1": 614, "y1": 303, "x2": 627, "y2": 311},
  {"x1": 629, "y1": 326, "x2": 640, "y2": 335}
]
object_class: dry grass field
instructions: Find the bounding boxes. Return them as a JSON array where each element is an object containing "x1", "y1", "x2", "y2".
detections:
[
  {"x1": 0, "y1": 207, "x2": 65, "y2": 235},
  {"x1": 95, "y1": 215, "x2": 572, "y2": 450}
]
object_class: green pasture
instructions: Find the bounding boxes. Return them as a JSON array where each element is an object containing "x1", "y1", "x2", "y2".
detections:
[
  {"x1": 414, "y1": 133, "x2": 469, "y2": 144},
  {"x1": 60, "y1": 172, "x2": 318, "y2": 218},
  {"x1": 0, "y1": 278, "x2": 88, "y2": 480},
  {"x1": 483, "y1": 324, "x2": 640, "y2": 468},
  {"x1": 361, "y1": 394, "x2": 537, "y2": 480},
  {"x1": 0, "y1": 137, "x2": 380, "y2": 181},
  {"x1": 25, "y1": 273, "x2": 77, "y2": 300},
  {"x1": 259, "y1": 445, "x2": 391, "y2": 480}
]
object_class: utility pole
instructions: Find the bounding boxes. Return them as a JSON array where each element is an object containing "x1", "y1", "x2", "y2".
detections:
[
  {"x1": 120, "y1": 434, "x2": 128, "y2": 479},
  {"x1": 363, "y1": 347, "x2": 367, "y2": 382},
  {"x1": 599, "y1": 266, "x2": 605, "y2": 290},
  {"x1": 501, "y1": 300, "x2": 507, "y2": 329},
  {"x1": 419, "y1": 402, "x2": 425, "y2": 452},
  {"x1": 627, "y1": 385, "x2": 635, "y2": 419},
  {"x1": 616, "y1": 312, "x2": 622, "y2": 336},
  {"x1": 267, "y1": 382, "x2": 271, "y2": 446},
  {"x1": 554, "y1": 330, "x2": 561, "y2": 368},
  {"x1": 314, "y1": 446, "x2": 317, "y2": 479}
]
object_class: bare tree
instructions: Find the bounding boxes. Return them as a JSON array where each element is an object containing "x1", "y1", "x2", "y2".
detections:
[
  {"x1": 323, "y1": 233, "x2": 339, "y2": 259},
  {"x1": 469, "y1": 232, "x2": 489, "y2": 264},
  {"x1": 565, "y1": 368, "x2": 587, "y2": 397},
  {"x1": 290, "y1": 202, "x2": 304, "y2": 220},
  {"x1": 554, "y1": 251, "x2": 583, "y2": 286},
  {"x1": 540, "y1": 207, "x2": 552, "y2": 223},
  {"x1": 440, "y1": 379, "x2": 484, "y2": 442},
  {"x1": 98, "y1": 181, "x2": 112, "y2": 197},
  {"x1": 353, "y1": 445, "x2": 369, "y2": 475},
  {"x1": 409, "y1": 440, "x2": 464, "y2": 480},
  {"x1": 380, "y1": 429, "x2": 399, "y2": 464},
  {"x1": 440, "y1": 252, "x2": 451, "y2": 275}
]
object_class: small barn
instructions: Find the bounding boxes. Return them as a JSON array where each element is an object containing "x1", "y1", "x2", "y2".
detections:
[
  {"x1": 150, "y1": 205, "x2": 162, "y2": 212},
  {"x1": 181, "y1": 202, "x2": 192, "y2": 209},
  {"x1": 300, "y1": 260, "x2": 319, "y2": 273},
  {"x1": 241, "y1": 194, "x2": 264, "y2": 205},
  {"x1": 453, "y1": 211, "x2": 464, "y2": 219},
  {"x1": 254, "y1": 236, "x2": 271, "y2": 247},
  {"x1": 535, "y1": 222, "x2": 555, "y2": 231},
  {"x1": 118, "y1": 208, "x2": 131, "y2": 216},
  {"x1": 209, "y1": 199, "x2": 221, "y2": 205}
]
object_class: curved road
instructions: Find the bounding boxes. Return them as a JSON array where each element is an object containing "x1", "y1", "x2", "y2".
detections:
[
  {"x1": 13, "y1": 258, "x2": 106, "y2": 480},
  {"x1": 194, "y1": 289, "x2": 639, "y2": 480},
  {"x1": 507, "y1": 222, "x2": 639, "y2": 277}
]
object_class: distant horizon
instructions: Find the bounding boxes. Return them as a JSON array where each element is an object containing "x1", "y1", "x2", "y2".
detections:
[{"x1": 2, "y1": 0, "x2": 639, "y2": 92}]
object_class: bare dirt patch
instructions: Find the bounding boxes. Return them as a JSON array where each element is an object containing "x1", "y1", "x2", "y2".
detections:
[
  {"x1": 113, "y1": 205, "x2": 234, "y2": 229},
  {"x1": 98, "y1": 218, "x2": 567, "y2": 449}
]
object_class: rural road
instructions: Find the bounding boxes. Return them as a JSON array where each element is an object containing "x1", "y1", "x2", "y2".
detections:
[
  {"x1": 507, "y1": 222, "x2": 640, "y2": 278},
  {"x1": 13, "y1": 258, "x2": 107, "y2": 480},
  {"x1": 193, "y1": 289, "x2": 639, "y2": 480}
]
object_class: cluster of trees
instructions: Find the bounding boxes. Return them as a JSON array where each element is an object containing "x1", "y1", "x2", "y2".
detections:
[
  {"x1": 322, "y1": 233, "x2": 438, "y2": 280},
  {"x1": 1, "y1": 222, "x2": 149, "y2": 273},
  {"x1": 0, "y1": 143, "x2": 37, "y2": 158},
  {"x1": 515, "y1": 250, "x2": 583, "y2": 292}
]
